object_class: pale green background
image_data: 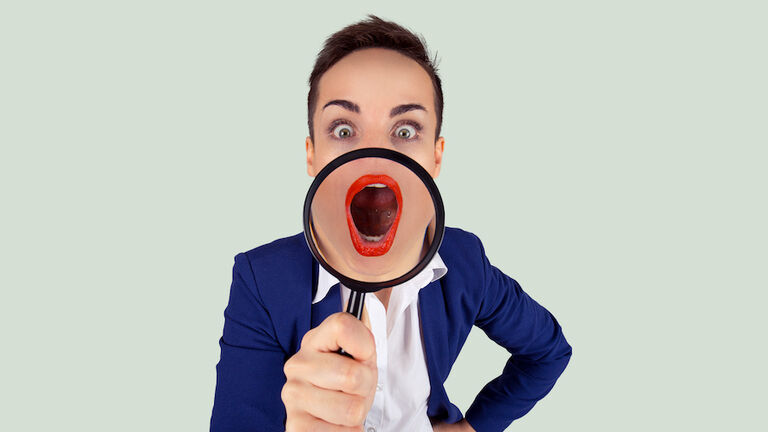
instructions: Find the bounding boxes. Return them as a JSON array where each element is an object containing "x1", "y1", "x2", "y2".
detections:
[{"x1": 1, "y1": 1, "x2": 766, "y2": 431}]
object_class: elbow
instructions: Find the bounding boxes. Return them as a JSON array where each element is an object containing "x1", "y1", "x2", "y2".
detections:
[
  {"x1": 546, "y1": 321, "x2": 572, "y2": 377},
  {"x1": 554, "y1": 336, "x2": 572, "y2": 376},
  {"x1": 518, "y1": 325, "x2": 572, "y2": 382}
]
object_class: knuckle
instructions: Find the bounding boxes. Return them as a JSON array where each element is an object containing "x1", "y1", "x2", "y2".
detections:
[
  {"x1": 371, "y1": 366, "x2": 378, "y2": 389},
  {"x1": 281, "y1": 381, "x2": 299, "y2": 407},
  {"x1": 284, "y1": 417, "x2": 297, "y2": 432},
  {"x1": 329, "y1": 313, "x2": 347, "y2": 332},
  {"x1": 283, "y1": 356, "x2": 299, "y2": 378},
  {"x1": 344, "y1": 397, "x2": 366, "y2": 425},
  {"x1": 300, "y1": 328, "x2": 315, "y2": 349},
  {"x1": 342, "y1": 363, "x2": 362, "y2": 391},
  {"x1": 284, "y1": 416, "x2": 307, "y2": 432}
]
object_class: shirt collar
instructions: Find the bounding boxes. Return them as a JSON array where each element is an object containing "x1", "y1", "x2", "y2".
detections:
[{"x1": 313, "y1": 252, "x2": 448, "y2": 304}]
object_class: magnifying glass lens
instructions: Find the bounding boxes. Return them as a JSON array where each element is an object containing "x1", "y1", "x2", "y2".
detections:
[{"x1": 308, "y1": 155, "x2": 436, "y2": 286}]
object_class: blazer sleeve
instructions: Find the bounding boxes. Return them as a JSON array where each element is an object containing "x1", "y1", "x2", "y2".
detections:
[
  {"x1": 464, "y1": 236, "x2": 572, "y2": 432},
  {"x1": 210, "y1": 253, "x2": 288, "y2": 432}
]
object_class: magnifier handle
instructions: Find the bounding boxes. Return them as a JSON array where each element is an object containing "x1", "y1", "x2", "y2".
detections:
[{"x1": 337, "y1": 290, "x2": 366, "y2": 359}]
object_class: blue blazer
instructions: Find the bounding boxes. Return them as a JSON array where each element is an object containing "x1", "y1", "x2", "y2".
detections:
[{"x1": 210, "y1": 227, "x2": 571, "y2": 432}]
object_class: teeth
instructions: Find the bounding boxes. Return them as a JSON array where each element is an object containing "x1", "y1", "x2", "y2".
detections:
[
  {"x1": 366, "y1": 183, "x2": 387, "y2": 188},
  {"x1": 360, "y1": 233, "x2": 385, "y2": 242}
]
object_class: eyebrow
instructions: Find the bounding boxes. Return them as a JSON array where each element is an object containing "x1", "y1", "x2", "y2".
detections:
[
  {"x1": 389, "y1": 103, "x2": 426, "y2": 117},
  {"x1": 322, "y1": 99, "x2": 360, "y2": 113},
  {"x1": 321, "y1": 99, "x2": 427, "y2": 117}
]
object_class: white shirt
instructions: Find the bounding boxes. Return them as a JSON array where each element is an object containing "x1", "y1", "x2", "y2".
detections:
[{"x1": 312, "y1": 254, "x2": 448, "y2": 432}]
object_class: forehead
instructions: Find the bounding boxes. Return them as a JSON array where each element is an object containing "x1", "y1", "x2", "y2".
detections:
[{"x1": 317, "y1": 48, "x2": 435, "y2": 114}]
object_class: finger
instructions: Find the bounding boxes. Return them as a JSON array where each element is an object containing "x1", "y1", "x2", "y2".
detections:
[
  {"x1": 302, "y1": 312, "x2": 376, "y2": 362},
  {"x1": 289, "y1": 350, "x2": 376, "y2": 396},
  {"x1": 285, "y1": 379, "x2": 370, "y2": 427},
  {"x1": 285, "y1": 410, "x2": 363, "y2": 432}
]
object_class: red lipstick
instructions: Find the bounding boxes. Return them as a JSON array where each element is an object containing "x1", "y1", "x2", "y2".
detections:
[{"x1": 345, "y1": 174, "x2": 402, "y2": 256}]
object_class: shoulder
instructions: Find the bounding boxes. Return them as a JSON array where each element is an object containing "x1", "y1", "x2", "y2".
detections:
[
  {"x1": 234, "y1": 232, "x2": 315, "y2": 313},
  {"x1": 437, "y1": 226, "x2": 489, "y2": 289},
  {"x1": 230, "y1": 232, "x2": 314, "y2": 352},
  {"x1": 439, "y1": 226, "x2": 486, "y2": 263},
  {"x1": 239, "y1": 232, "x2": 311, "y2": 272}
]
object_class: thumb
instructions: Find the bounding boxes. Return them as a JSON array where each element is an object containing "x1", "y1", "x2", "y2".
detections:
[{"x1": 361, "y1": 301, "x2": 372, "y2": 331}]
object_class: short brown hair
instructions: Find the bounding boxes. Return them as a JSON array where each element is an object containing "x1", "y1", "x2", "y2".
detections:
[{"x1": 307, "y1": 15, "x2": 443, "y2": 142}]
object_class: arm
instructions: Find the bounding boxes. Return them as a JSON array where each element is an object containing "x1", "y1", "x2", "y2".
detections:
[
  {"x1": 464, "y1": 237, "x2": 572, "y2": 432},
  {"x1": 210, "y1": 253, "x2": 287, "y2": 432}
]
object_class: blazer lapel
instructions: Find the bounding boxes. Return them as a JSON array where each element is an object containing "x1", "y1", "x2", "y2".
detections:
[
  {"x1": 311, "y1": 283, "x2": 341, "y2": 329},
  {"x1": 419, "y1": 279, "x2": 450, "y2": 417}
]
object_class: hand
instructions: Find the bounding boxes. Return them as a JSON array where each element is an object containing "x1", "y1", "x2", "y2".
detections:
[
  {"x1": 433, "y1": 419, "x2": 476, "y2": 432},
  {"x1": 282, "y1": 312, "x2": 378, "y2": 431}
]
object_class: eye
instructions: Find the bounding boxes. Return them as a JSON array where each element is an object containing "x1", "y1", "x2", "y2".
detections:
[
  {"x1": 332, "y1": 123, "x2": 354, "y2": 139},
  {"x1": 394, "y1": 124, "x2": 417, "y2": 140}
]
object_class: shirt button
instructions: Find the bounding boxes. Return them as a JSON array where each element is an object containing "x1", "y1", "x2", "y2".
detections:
[{"x1": 376, "y1": 384, "x2": 383, "y2": 391}]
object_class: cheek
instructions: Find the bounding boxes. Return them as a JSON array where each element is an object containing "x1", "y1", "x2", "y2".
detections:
[
  {"x1": 311, "y1": 142, "x2": 346, "y2": 172},
  {"x1": 406, "y1": 146, "x2": 438, "y2": 174}
]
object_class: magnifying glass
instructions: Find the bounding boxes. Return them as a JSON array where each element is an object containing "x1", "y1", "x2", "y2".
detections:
[{"x1": 303, "y1": 147, "x2": 445, "y2": 357}]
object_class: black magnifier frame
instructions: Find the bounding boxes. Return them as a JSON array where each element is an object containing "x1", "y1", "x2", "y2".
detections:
[{"x1": 302, "y1": 147, "x2": 445, "y2": 294}]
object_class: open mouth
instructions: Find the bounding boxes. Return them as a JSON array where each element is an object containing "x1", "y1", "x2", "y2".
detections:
[{"x1": 345, "y1": 174, "x2": 402, "y2": 256}]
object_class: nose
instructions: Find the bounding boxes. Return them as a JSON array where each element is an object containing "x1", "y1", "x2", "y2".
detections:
[{"x1": 355, "y1": 129, "x2": 398, "y2": 152}]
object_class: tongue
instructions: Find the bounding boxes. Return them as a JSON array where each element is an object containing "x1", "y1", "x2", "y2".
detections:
[{"x1": 350, "y1": 187, "x2": 398, "y2": 237}]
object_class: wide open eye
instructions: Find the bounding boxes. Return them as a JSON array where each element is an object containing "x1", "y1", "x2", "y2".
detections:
[
  {"x1": 394, "y1": 124, "x2": 417, "y2": 140},
  {"x1": 332, "y1": 123, "x2": 354, "y2": 139}
]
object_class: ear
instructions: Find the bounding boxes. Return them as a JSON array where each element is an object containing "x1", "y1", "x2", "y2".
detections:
[
  {"x1": 305, "y1": 136, "x2": 315, "y2": 177},
  {"x1": 432, "y1": 136, "x2": 445, "y2": 178}
]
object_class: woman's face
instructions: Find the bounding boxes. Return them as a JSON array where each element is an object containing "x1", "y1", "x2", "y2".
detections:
[{"x1": 306, "y1": 48, "x2": 445, "y2": 282}]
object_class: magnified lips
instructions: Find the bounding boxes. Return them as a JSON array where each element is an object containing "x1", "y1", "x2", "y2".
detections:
[
  {"x1": 345, "y1": 174, "x2": 402, "y2": 256},
  {"x1": 350, "y1": 184, "x2": 398, "y2": 240}
]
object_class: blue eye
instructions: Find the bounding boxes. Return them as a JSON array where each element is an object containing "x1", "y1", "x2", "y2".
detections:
[
  {"x1": 395, "y1": 124, "x2": 417, "y2": 139},
  {"x1": 332, "y1": 123, "x2": 354, "y2": 139}
]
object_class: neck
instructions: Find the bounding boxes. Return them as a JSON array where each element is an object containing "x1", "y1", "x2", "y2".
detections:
[
  {"x1": 374, "y1": 230, "x2": 431, "y2": 312},
  {"x1": 374, "y1": 288, "x2": 392, "y2": 311}
]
